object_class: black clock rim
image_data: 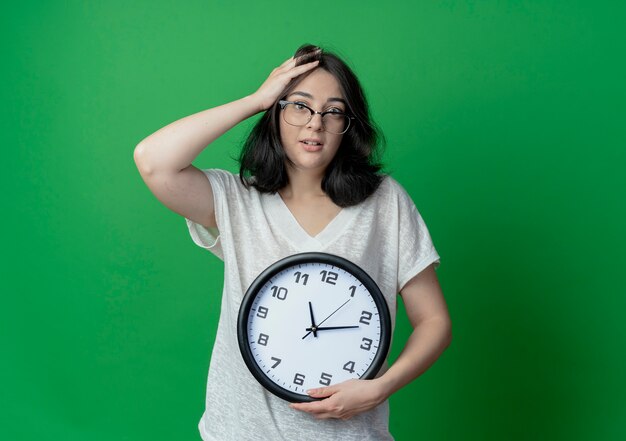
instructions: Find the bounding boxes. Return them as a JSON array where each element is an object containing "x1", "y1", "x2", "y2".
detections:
[{"x1": 237, "y1": 252, "x2": 392, "y2": 403}]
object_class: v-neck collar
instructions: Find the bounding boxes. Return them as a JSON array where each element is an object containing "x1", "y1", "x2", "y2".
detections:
[{"x1": 262, "y1": 191, "x2": 362, "y2": 251}]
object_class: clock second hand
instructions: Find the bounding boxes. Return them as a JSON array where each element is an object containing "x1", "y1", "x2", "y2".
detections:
[{"x1": 302, "y1": 298, "x2": 351, "y2": 340}]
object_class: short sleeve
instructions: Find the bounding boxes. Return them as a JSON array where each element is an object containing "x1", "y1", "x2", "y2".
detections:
[
  {"x1": 184, "y1": 169, "x2": 226, "y2": 261},
  {"x1": 395, "y1": 184, "x2": 441, "y2": 293}
]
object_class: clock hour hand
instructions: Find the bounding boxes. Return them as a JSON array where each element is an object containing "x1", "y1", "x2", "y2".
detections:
[
  {"x1": 305, "y1": 325, "x2": 359, "y2": 331},
  {"x1": 308, "y1": 301, "x2": 318, "y2": 337}
]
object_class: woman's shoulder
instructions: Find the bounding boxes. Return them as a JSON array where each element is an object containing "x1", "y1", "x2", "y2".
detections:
[{"x1": 374, "y1": 173, "x2": 412, "y2": 200}]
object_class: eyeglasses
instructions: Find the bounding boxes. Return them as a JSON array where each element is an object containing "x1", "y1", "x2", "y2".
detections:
[{"x1": 278, "y1": 100, "x2": 355, "y2": 135}]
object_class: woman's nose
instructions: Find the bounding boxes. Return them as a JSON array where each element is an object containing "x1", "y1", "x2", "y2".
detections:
[{"x1": 306, "y1": 113, "x2": 324, "y2": 131}]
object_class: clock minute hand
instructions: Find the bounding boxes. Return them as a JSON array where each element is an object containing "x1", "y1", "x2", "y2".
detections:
[
  {"x1": 306, "y1": 325, "x2": 359, "y2": 331},
  {"x1": 302, "y1": 298, "x2": 352, "y2": 340}
]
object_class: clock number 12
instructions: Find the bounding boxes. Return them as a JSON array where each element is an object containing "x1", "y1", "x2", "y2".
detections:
[{"x1": 320, "y1": 270, "x2": 338, "y2": 285}]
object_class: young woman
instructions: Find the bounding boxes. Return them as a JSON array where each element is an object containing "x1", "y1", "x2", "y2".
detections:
[{"x1": 134, "y1": 44, "x2": 451, "y2": 441}]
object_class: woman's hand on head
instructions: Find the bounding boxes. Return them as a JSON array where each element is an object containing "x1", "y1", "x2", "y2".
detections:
[
  {"x1": 250, "y1": 54, "x2": 320, "y2": 112},
  {"x1": 289, "y1": 378, "x2": 388, "y2": 420}
]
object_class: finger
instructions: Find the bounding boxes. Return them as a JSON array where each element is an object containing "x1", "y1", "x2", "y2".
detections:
[
  {"x1": 307, "y1": 385, "x2": 337, "y2": 398},
  {"x1": 290, "y1": 402, "x2": 316, "y2": 414},
  {"x1": 284, "y1": 60, "x2": 319, "y2": 78},
  {"x1": 278, "y1": 56, "x2": 295, "y2": 69},
  {"x1": 292, "y1": 399, "x2": 351, "y2": 420},
  {"x1": 290, "y1": 399, "x2": 332, "y2": 414}
]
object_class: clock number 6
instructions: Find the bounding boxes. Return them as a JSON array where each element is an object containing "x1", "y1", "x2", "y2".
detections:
[{"x1": 293, "y1": 373, "x2": 305, "y2": 386}]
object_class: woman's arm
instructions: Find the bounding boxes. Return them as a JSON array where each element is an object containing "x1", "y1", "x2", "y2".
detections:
[
  {"x1": 377, "y1": 263, "x2": 452, "y2": 396},
  {"x1": 290, "y1": 263, "x2": 451, "y2": 419},
  {"x1": 133, "y1": 56, "x2": 319, "y2": 227},
  {"x1": 133, "y1": 96, "x2": 262, "y2": 227}
]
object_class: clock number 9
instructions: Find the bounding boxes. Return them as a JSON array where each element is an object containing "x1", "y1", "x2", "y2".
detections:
[
  {"x1": 256, "y1": 306, "x2": 268, "y2": 318},
  {"x1": 320, "y1": 270, "x2": 338, "y2": 285},
  {"x1": 270, "y1": 286, "x2": 288, "y2": 300}
]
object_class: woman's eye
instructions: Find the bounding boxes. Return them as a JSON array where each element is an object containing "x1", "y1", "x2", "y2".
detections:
[
  {"x1": 327, "y1": 108, "x2": 343, "y2": 114},
  {"x1": 294, "y1": 102, "x2": 307, "y2": 110}
]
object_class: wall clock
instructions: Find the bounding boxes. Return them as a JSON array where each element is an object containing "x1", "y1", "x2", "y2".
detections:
[{"x1": 237, "y1": 252, "x2": 391, "y2": 403}]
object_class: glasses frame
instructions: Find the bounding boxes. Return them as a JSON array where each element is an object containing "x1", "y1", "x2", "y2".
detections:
[{"x1": 278, "y1": 100, "x2": 355, "y2": 135}]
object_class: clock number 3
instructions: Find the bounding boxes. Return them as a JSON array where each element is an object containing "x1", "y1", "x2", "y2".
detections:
[{"x1": 360, "y1": 337, "x2": 373, "y2": 350}]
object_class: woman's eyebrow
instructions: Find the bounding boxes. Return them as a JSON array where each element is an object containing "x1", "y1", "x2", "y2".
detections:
[{"x1": 289, "y1": 91, "x2": 346, "y2": 105}]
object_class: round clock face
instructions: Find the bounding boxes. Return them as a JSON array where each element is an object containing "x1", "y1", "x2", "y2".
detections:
[{"x1": 237, "y1": 252, "x2": 391, "y2": 403}]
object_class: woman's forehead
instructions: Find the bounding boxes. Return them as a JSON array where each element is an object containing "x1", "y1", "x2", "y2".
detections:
[{"x1": 288, "y1": 69, "x2": 344, "y2": 102}]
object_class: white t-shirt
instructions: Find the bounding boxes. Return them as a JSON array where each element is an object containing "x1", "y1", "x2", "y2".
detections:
[{"x1": 185, "y1": 168, "x2": 440, "y2": 441}]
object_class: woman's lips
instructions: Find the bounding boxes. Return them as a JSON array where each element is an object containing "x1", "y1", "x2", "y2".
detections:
[{"x1": 300, "y1": 141, "x2": 323, "y2": 152}]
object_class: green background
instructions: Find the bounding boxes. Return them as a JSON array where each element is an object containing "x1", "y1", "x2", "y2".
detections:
[{"x1": 3, "y1": 1, "x2": 625, "y2": 440}]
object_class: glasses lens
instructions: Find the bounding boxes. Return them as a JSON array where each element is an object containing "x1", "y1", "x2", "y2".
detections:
[
  {"x1": 283, "y1": 103, "x2": 311, "y2": 127},
  {"x1": 322, "y1": 112, "x2": 349, "y2": 135}
]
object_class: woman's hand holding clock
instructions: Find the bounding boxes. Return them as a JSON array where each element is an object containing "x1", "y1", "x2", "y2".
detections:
[{"x1": 289, "y1": 378, "x2": 387, "y2": 420}]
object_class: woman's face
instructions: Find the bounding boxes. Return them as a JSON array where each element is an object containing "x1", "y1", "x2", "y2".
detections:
[{"x1": 279, "y1": 68, "x2": 345, "y2": 176}]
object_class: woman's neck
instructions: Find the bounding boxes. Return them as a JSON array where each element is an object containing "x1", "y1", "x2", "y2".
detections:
[{"x1": 280, "y1": 168, "x2": 327, "y2": 200}]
